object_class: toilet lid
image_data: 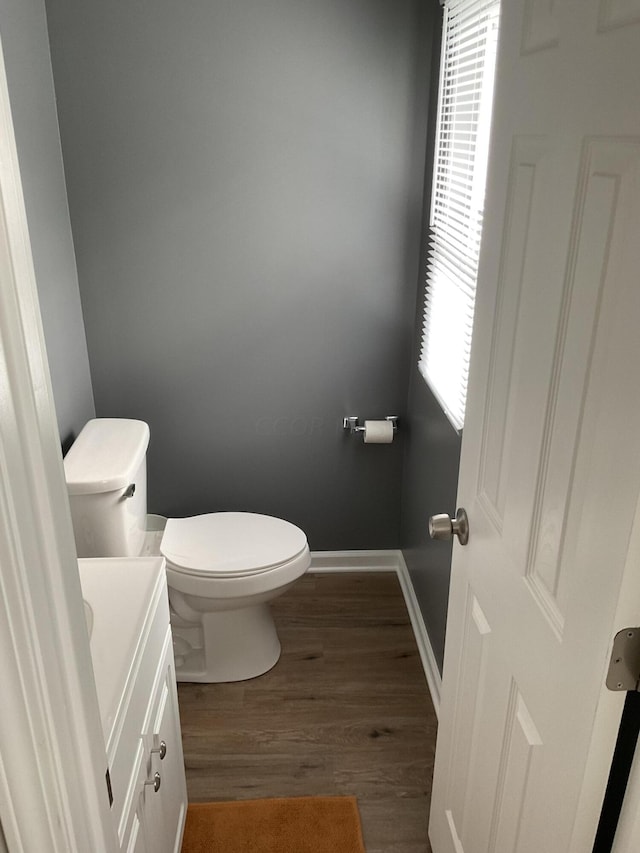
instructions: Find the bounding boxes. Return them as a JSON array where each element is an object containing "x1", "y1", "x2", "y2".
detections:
[{"x1": 160, "y1": 512, "x2": 308, "y2": 578}]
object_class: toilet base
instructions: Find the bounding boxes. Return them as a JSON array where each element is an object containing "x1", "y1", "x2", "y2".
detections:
[{"x1": 170, "y1": 601, "x2": 282, "y2": 683}]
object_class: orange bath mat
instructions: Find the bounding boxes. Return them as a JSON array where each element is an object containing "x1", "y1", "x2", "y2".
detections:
[{"x1": 180, "y1": 795, "x2": 366, "y2": 853}]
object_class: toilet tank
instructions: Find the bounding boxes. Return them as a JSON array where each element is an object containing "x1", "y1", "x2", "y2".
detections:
[{"x1": 64, "y1": 419, "x2": 150, "y2": 558}]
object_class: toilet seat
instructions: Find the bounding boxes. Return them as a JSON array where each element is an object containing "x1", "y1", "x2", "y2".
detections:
[{"x1": 160, "y1": 512, "x2": 308, "y2": 578}]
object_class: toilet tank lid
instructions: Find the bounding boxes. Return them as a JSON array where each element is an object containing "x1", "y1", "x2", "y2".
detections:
[{"x1": 64, "y1": 419, "x2": 150, "y2": 495}]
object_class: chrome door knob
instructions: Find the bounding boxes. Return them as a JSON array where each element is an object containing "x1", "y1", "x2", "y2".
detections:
[{"x1": 429, "y1": 508, "x2": 469, "y2": 546}]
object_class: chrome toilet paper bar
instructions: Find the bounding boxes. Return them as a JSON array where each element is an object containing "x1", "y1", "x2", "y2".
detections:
[{"x1": 342, "y1": 416, "x2": 398, "y2": 435}]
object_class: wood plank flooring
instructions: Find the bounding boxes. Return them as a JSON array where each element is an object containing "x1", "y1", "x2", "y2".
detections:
[{"x1": 177, "y1": 572, "x2": 436, "y2": 853}]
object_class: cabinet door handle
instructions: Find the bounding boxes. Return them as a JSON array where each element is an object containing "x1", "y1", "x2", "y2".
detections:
[
  {"x1": 150, "y1": 740, "x2": 167, "y2": 760},
  {"x1": 144, "y1": 772, "x2": 161, "y2": 793}
]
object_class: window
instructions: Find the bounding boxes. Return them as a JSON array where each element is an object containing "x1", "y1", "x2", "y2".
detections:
[{"x1": 419, "y1": 0, "x2": 500, "y2": 432}]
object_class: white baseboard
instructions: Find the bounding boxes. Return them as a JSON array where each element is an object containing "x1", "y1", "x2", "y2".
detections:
[
  {"x1": 310, "y1": 549, "x2": 402, "y2": 572},
  {"x1": 395, "y1": 552, "x2": 442, "y2": 717},
  {"x1": 309, "y1": 549, "x2": 442, "y2": 718}
]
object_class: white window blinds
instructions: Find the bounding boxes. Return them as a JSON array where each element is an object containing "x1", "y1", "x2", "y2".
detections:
[{"x1": 419, "y1": 0, "x2": 500, "y2": 432}]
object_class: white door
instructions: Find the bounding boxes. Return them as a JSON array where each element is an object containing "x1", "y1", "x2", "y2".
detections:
[{"x1": 429, "y1": 1, "x2": 640, "y2": 852}]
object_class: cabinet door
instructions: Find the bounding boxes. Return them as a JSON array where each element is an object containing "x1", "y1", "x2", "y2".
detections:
[
  {"x1": 145, "y1": 647, "x2": 188, "y2": 853},
  {"x1": 123, "y1": 746, "x2": 152, "y2": 853},
  {"x1": 126, "y1": 808, "x2": 148, "y2": 853}
]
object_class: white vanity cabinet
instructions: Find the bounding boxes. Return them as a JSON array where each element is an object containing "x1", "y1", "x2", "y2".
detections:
[{"x1": 79, "y1": 557, "x2": 188, "y2": 853}]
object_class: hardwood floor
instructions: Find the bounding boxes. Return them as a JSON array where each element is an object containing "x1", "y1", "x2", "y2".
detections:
[{"x1": 177, "y1": 572, "x2": 436, "y2": 853}]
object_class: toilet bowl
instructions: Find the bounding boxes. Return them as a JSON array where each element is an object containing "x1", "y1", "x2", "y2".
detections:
[
  {"x1": 159, "y1": 512, "x2": 310, "y2": 681},
  {"x1": 64, "y1": 418, "x2": 311, "y2": 682}
]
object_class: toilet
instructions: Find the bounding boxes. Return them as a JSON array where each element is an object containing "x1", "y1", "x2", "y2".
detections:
[{"x1": 64, "y1": 418, "x2": 311, "y2": 682}]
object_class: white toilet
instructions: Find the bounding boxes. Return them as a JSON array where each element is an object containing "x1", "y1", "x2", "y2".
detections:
[{"x1": 64, "y1": 418, "x2": 311, "y2": 683}]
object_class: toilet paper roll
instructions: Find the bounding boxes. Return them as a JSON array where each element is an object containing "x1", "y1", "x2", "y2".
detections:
[{"x1": 363, "y1": 420, "x2": 394, "y2": 444}]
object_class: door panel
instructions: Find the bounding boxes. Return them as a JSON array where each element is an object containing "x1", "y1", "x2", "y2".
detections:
[
  {"x1": 525, "y1": 139, "x2": 640, "y2": 630},
  {"x1": 445, "y1": 593, "x2": 493, "y2": 846},
  {"x1": 478, "y1": 136, "x2": 549, "y2": 530},
  {"x1": 598, "y1": 0, "x2": 640, "y2": 30},
  {"x1": 488, "y1": 686, "x2": 542, "y2": 853},
  {"x1": 521, "y1": 0, "x2": 561, "y2": 53}
]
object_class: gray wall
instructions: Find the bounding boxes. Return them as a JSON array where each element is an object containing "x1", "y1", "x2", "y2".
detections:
[
  {"x1": 401, "y1": 8, "x2": 461, "y2": 674},
  {"x1": 45, "y1": 0, "x2": 435, "y2": 549},
  {"x1": 402, "y1": 382, "x2": 461, "y2": 672},
  {"x1": 0, "y1": 0, "x2": 95, "y2": 449}
]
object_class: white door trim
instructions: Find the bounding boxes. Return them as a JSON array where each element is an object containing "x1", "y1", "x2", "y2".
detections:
[{"x1": 0, "y1": 37, "x2": 117, "y2": 852}]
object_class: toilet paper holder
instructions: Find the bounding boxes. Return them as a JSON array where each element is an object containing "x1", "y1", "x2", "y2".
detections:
[{"x1": 343, "y1": 416, "x2": 398, "y2": 435}]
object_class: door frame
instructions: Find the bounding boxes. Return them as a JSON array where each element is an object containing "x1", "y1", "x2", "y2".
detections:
[{"x1": 0, "y1": 36, "x2": 117, "y2": 852}]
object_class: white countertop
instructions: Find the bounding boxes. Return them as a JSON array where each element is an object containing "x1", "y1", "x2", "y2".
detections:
[{"x1": 78, "y1": 556, "x2": 165, "y2": 738}]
